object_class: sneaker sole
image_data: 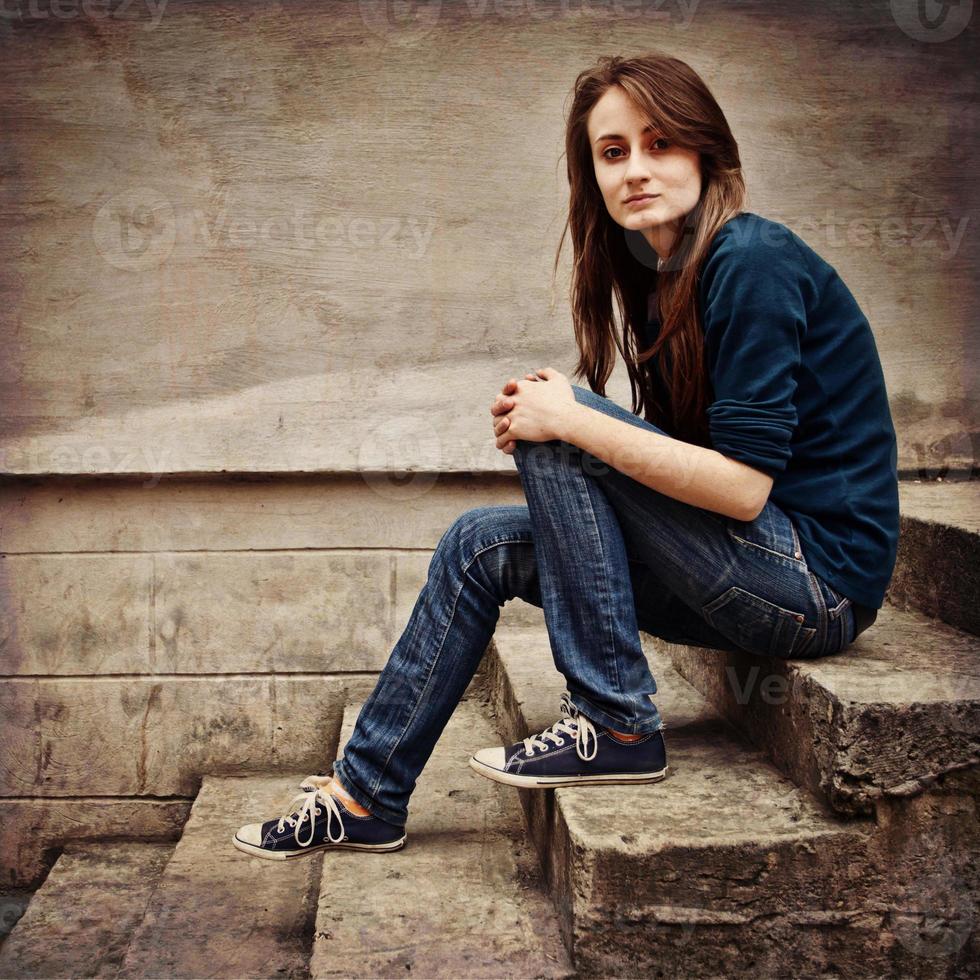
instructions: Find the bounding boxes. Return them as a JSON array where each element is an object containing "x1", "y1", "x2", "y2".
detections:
[
  {"x1": 232, "y1": 833, "x2": 406, "y2": 860},
  {"x1": 468, "y1": 755, "x2": 668, "y2": 788}
]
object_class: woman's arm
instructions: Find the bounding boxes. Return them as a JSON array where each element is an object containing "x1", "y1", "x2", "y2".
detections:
[
  {"x1": 492, "y1": 370, "x2": 773, "y2": 521},
  {"x1": 558, "y1": 402, "x2": 774, "y2": 522}
]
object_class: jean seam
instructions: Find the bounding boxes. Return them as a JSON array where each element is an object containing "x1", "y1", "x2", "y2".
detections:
[
  {"x1": 728, "y1": 531, "x2": 807, "y2": 569},
  {"x1": 826, "y1": 592, "x2": 850, "y2": 620},
  {"x1": 578, "y1": 457, "x2": 624, "y2": 699},
  {"x1": 789, "y1": 519, "x2": 804, "y2": 560},
  {"x1": 804, "y1": 569, "x2": 828, "y2": 656},
  {"x1": 366, "y1": 532, "x2": 534, "y2": 804}
]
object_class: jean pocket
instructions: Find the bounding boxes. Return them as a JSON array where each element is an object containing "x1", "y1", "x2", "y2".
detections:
[
  {"x1": 701, "y1": 585, "x2": 813, "y2": 658},
  {"x1": 725, "y1": 505, "x2": 807, "y2": 571},
  {"x1": 812, "y1": 573, "x2": 852, "y2": 621}
]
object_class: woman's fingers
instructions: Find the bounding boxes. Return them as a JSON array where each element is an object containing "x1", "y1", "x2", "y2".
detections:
[
  {"x1": 491, "y1": 373, "x2": 538, "y2": 413},
  {"x1": 495, "y1": 429, "x2": 515, "y2": 452},
  {"x1": 491, "y1": 395, "x2": 514, "y2": 416}
]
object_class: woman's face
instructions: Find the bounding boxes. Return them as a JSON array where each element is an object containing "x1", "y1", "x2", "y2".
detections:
[{"x1": 587, "y1": 85, "x2": 702, "y2": 261}]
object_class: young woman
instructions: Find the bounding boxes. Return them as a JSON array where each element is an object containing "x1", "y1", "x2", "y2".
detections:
[{"x1": 234, "y1": 51, "x2": 899, "y2": 859}]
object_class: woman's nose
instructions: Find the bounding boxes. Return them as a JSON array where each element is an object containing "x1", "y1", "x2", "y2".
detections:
[{"x1": 623, "y1": 152, "x2": 653, "y2": 183}]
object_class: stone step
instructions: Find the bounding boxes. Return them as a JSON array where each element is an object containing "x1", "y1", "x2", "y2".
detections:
[
  {"x1": 484, "y1": 624, "x2": 897, "y2": 978},
  {"x1": 0, "y1": 842, "x2": 173, "y2": 979},
  {"x1": 892, "y1": 481, "x2": 979, "y2": 636},
  {"x1": 656, "y1": 602, "x2": 980, "y2": 817},
  {"x1": 120, "y1": 774, "x2": 325, "y2": 979},
  {"x1": 310, "y1": 696, "x2": 574, "y2": 979}
]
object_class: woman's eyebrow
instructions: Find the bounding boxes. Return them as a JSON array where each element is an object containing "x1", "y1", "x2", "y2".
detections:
[{"x1": 593, "y1": 124, "x2": 656, "y2": 144}]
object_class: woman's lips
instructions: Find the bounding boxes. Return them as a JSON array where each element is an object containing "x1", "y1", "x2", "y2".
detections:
[{"x1": 625, "y1": 195, "x2": 658, "y2": 207}]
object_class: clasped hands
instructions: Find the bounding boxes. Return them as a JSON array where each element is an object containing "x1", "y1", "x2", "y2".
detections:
[{"x1": 489, "y1": 366, "x2": 577, "y2": 455}]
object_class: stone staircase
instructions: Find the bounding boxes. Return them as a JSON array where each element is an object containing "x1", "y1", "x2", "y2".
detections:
[
  {"x1": 0, "y1": 697, "x2": 575, "y2": 980},
  {"x1": 485, "y1": 628, "x2": 886, "y2": 977},
  {"x1": 0, "y1": 482, "x2": 976, "y2": 978}
]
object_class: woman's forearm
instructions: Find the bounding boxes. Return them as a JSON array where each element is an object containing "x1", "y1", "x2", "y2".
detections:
[{"x1": 556, "y1": 401, "x2": 772, "y2": 522}]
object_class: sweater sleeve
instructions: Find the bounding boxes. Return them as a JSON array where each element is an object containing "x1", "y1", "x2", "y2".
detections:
[{"x1": 699, "y1": 229, "x2": 811, "y2": 478}]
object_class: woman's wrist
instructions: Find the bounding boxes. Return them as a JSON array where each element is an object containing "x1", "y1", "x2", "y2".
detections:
[{"x1": 555, "y1": 401, "x2": 586, "y2": 445}]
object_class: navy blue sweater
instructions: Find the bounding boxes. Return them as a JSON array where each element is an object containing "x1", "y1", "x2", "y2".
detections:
[{"x1": 645, "y1": 211, "x2": 899, "y2": 610}]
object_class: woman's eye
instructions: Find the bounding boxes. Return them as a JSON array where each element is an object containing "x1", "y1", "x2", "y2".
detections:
[{"x1": 602, "y1": 138, "x2": 670, "y2": 160}]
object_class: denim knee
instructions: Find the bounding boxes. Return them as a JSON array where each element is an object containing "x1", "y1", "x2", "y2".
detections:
[
  {"x1": 513, "y1": 438, "x2": 581, "y2": 478},
  {"x1": 433, "y1": 505, "x2": 522, "y2": 568}
]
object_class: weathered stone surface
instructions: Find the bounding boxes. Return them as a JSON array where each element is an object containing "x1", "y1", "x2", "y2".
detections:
[
  {"x1": 121, "y1": 775, "x2": 322, "y2": 979},
  {"x1": 498, "y1": 587, "x2": 549, "y2": 629},
  {"x1": 0, "y1": 474, "x2": 524, "y2": 555},
  {"x1": 0, "y1": 3, "x2": 974, "y2": 478},
  {"x1": 0, "y1": 798, "x2": 188, "y2": 890},
  {"x1": 0, "y1": 674, "x2": 377, "y2": 796},
  {"x1": 0, "y1": 553, "x2": 153, "y2": 675},
  {"x1": 2, "y1": 551, "x2": 393, "y2": 675},
  {"x1": 311, "y1": 698, "x2": 574, "y2": 979},
  {"x1": 392, "y1": 550, "x2": 432, "y2": 639},
  {"x1": 891, "y1": 481, "x2": 980, "y2": 636},
  {"x1": 152, "y1": 551, "x2": 392, "y2": 673},
  {"x1": 573, "y1": 910, "x2": 906, "y2": 980},
  {"x1": 0, "y1": 482, "x2": 525, "y2": 677},
  {"x1": 898, "y1": 481, "x2": 980, "y2": 535},
  {"x1": 486, "y1": 624, "x2": 895, "y2": 976},
  {"x1": 0, "y1": 889, "x2": 31, "y2": 948},
  {"x1": 868, "y1": 769, "x2": 980, "y2": 975},
  {"x1": 0, "y1": 842, "x2": 173, "y2": 979},
  {"x1": 658, "y1": 603, "x2": 980, "y2": 815}
]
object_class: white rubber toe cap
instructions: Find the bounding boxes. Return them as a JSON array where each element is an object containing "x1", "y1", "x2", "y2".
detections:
[
  {"x1": 236, "y1": 821, "x2": 265, "y2": 846},
  {"x1": 473, "y1": 747, "x2": 506, "y2": 771}
]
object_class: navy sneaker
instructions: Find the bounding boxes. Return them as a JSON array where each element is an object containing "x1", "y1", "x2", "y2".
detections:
[
  {"x1": 469, "y1": 691, "x2": 668, "y2": 789},
  {"x1": 233, "y1": 786, "x2": 406, "y2": 860}
]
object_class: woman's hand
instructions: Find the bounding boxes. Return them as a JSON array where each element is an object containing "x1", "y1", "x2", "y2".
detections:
[
  {"x1": 489, "y1": 367, "x2": 577, "y2": 455},
  {"x1": 490, "y1": 372, "x2": 536, "y2": 455}
]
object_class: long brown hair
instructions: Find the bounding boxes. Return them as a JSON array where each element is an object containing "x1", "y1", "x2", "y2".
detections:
[{"x1": 554, "y1": 52, "x2": 746, "y2": 447}]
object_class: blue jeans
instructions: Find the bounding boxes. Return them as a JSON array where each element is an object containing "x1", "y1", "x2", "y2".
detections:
[{"x1": 332, "y1": 384, "x2": 857, "y2": 827}]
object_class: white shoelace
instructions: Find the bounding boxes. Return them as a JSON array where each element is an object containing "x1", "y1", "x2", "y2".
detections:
[
  {"x1": 521, "y1": 691, "x2": 599, "y2": 762},
  {"x1": 276, "y1": 787, "x2": 345, "y2": 848}
]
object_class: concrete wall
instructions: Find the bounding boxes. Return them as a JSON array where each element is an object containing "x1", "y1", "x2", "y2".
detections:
[
  {"x1": 0, "y1": 472, "x2": 526, "y2": 886},
  {"x1": 0, "y1": 0, "x2": 976, "y2": 885},
  {"x1": 0, "y1": 0, "x2": 976, "y2": 477}
]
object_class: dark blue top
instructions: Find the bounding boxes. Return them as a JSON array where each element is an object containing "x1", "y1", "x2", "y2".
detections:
[{"x1": 645, "y1": 211, "x2": 899, "y2": 609}]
